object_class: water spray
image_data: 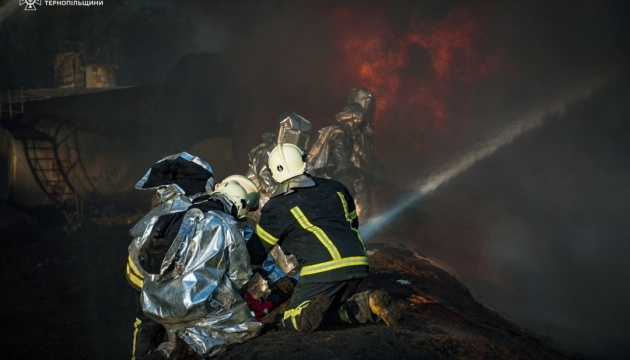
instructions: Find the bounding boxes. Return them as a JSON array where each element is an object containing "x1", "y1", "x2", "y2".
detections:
[{"x1": 360, "y1": 82, "x2": 603, "y2": 242}]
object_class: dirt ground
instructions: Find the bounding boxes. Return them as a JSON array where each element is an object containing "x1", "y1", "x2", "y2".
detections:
[{"x1": 0, "y1": 202, "x2": 576, "y2": 360}]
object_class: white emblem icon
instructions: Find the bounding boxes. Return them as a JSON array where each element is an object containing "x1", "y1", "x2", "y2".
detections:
[{"x1": 20, "y1": 0, "x2": 42, "y2": 11}]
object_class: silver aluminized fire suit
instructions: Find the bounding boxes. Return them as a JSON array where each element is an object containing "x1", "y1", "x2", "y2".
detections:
[
  {"x1": 127, "y1": 152, "x2": 217, "y2": 359},
  {"x1": 307, "y1": 87, "x2": 383, "y2": 219},
  {"x1": 245, "y1": 132, "x2": 277, "y2": 214},
  {"x1": 127, "y1": 152, "x2": 260, "y2": 359},
  {"x1": 307, "y1": 103, "x2": 373, "y2": 218},
  {"x1": 138, "y1": 194, "x2": 262, "y2": 358}
]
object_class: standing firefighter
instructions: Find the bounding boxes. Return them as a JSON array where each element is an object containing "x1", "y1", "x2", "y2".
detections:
[
  {"x1": 308, "y1": 87, "x2": 383, "y2": 219},
  {"x1": 247, "y1": 143, "x2": 400, "y2": 332}
]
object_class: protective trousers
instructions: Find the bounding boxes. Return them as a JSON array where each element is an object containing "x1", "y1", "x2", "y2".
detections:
[
  {"x1": 132, "y1": 294, "x2": 165, "y2": 360},
  {"x1": 282, "y1": 279, "x2": 378, "y2": 331}
]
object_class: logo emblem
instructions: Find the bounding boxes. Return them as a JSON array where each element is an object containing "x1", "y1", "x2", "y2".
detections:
[{"x1": 20, "y1": 0, "x2": 42, "y2": 11}]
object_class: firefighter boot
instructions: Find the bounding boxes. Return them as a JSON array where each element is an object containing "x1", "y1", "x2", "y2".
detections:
[
  {"x1": 145, "y1": 349, "x2": 168, "y2": 360},
  {"x1": 166, "y1": 336, "x2": 197, "y2": 360},
  {"x1": 368, "y1": 289, "x2": 401, "y2": 327},
  {"x1": 298, "y1": 295, "x2": 331, "y2": 332}
]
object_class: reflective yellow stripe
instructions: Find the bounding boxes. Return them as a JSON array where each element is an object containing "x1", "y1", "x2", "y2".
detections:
[
  {"x1": 132, "y1": 317, "x2": 142, "y2": 359},
  {"x1": 336, "y1": 192, "x2": 366, "y2": 253},
  {"x1": 256, "y1": 223, "x2": 279, "y2": 246},
  {"x1": 127, "y1": 256, "x2": 144, "y2": 280},
  {"x1": 338, "y1": 308, "x2": 352, "y2": 323},
  {"x1": 126, "y1": 257, "x2": 144, "y2": 289},
  {"x1": 126, "y1": 264, "x2": 143, "y2": 290},
  {"x1": 301, "y1": 256, "x2": 369, "y2": 276},
  {"x1": 283, "y1": 300, "x2": 312, "y2": 331},
  {"x1": 290, "y1": 206, "x2": 341, "y2": 260}
]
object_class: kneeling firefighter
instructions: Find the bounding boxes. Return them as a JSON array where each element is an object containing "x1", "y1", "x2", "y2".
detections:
[
  {"x1": 247, "y1": 144, "x2": 401, "y2": 332},
  {"x1": 127, "y1": 152, "x2": 218, "y2": 359},
  {"x1": 138, "y1": 178, "x2": 262, "y2": 359},
  {"x1": 216, "y1": 175, "x2": 297, "y2": 323}
]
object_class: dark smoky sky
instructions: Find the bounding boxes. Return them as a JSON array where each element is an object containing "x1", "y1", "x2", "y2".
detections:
[
  {"x1": 168, "y1": 1, "x2": 630, "y2": 358},
  {"x1": 407, "y1": 80, "x2": 630, "y2": 359},
  {"x1": 4, "y1": 0, "x2": 628, "y2": 358},
  {"x1": 168, "y1": 0, "x2": 628, "y2": 171}
]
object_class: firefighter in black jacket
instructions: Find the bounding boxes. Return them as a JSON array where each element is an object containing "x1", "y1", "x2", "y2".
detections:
[{"x1": 247, "y1": 143, "x2": 400, "y2": 332}]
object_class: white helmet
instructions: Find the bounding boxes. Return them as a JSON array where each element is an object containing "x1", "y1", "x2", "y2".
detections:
[
  {"x1": 212, "y1": 180, "x2": 249, "y2": 219},
  {"x1": 268, "y1": 143, "x2": 306, "y2": 183},
  {"x1": 219, "y1": 174, "x2": 260, "y2": 212}
]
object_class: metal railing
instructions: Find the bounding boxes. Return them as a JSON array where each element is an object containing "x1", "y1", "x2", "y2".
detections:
[
  {"x1": 0, "y1": 86, "x2": 25, "y2": 118},
  {"x1": 1, "y1": 87, "x2": 79, "y2": 205}
]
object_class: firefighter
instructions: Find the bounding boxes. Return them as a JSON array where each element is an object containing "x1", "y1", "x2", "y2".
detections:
[
  {"x1": 308, "y1": 101, "x2": 381, "y2": 219},
  {"x1": 247, "y1": 143, "x2": 400, "y2": 332},
  {"x1": 244, "y1": 114, "x2": 314, "y2": 313},
  {"x1": 245, "y1": 132, "x2": 278, "y2": 216},
  {"x1": 347, "y1": 86, "x2": 383, "y2": 180},
  {"x1": 126, "y1": 152, "x2": 217, "y2": 360},
  {"x1": 126, "y1": 155, "x2": 268, "y2": 359},
  {"x1": 246, "y1": 112, "x2": 312, "y2": 219},
  {"x1": 140, "y1": 179, "x2": 262, "y2": 359},
  {"x1": 217, "y1": 174, "x2": 297, "y2": 320}
]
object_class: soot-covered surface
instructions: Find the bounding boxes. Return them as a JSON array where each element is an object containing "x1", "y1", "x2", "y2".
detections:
[{"x1": 0, "y1": 205, "x2": 573, "y2": 360}]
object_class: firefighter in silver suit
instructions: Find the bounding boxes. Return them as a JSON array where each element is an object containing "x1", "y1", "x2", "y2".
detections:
[
  {"x1": 127, "y1": 154, "x2": 265, "y2": 359},
  {"x1": 348, "y1": 86, "x2": 377, "y2": 163},
  {"x1": 246, "y1": 114, "x2": 312, "y2": 217},
  {"x1": 127, "y1": 152, "x2": 217, "y2": 360},
  {"x1": 245, "y1": 132, "x2": 278, "y2": 215},
  {"x1": 308, "y1": 92, "x2": 381, "y2": 219},
  {"x1": 139, "y1": 180, "x2": 262, "y2": 359}
]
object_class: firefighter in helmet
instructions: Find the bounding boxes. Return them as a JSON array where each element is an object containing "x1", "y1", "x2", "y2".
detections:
[
  {"x1": 139, "y1": 179, "x2": 262, "y2": 359},
  {"x1": 127, "y1": 155, "x2": 266, "y2": 360},
  {"x1": 246, "y1": 113, "x2": 312, "y2": 219},
  {"x1": 218, "y1": 174, "x2": 297, "y2": 322},
  {"x1": 307, "y1": 86, "x2": 384, "y2": 219},
  {"x1": 127, "y1": 152, "x2": 218, "y2": 360},
  {"x1": 247, "y1": 143, "x2": 400, "y2": 332}
]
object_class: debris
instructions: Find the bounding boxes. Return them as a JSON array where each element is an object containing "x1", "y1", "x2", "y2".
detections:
[{"x1": 396, "y1": 279, "x2": 412, "y2": 286}]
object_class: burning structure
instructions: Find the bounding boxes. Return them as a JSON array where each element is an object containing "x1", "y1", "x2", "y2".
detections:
[{"x1": 0, "y1": 0, "x2": 628, "y2": 359}]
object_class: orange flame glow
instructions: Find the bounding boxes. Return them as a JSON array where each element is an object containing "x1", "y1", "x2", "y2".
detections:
[{"x1": 330, "y1": 2, "x2": 510, "y2": 150}]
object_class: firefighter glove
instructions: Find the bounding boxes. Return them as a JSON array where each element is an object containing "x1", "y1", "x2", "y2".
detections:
[{"x1": 272, "y1": 276, "x2": 296, "y2": 296}]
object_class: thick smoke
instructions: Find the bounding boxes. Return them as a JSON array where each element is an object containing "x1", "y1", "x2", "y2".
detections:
[
  {"x1": 4, "y1": 0, "x2": 624, "y2": 357},
  {"x1": 168, "y1": 1, "x2": 630, "y2": 358},
  {"x1": 415, "y1": 80, "x2": 630, "y2": 359},
  {"x1": 0, "y1": 1, "x2": 18, "y2": 25},
  {"x1": 416, "y1": 4, "x2": 629, "y2": 358}
]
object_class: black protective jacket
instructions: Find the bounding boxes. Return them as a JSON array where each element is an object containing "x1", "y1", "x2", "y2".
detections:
[{"x1": 247, "y1": 175, "x2": 369, "y2": 283}]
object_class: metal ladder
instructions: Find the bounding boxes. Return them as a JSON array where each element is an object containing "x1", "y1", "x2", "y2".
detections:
[
  {"x1": 22, "y1": 131, "x2": 77, "y2": 205},
  {"x1": 1, "y1": 87, "x2": 77, "y2": 205}
]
